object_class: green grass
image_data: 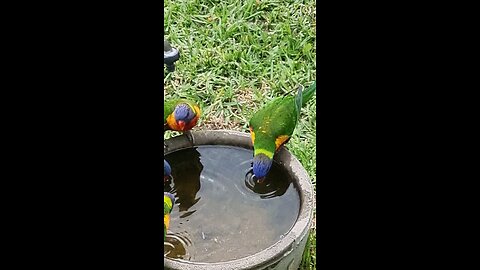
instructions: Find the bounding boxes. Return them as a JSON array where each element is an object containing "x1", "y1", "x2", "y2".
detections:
[{"x1": 164, "y1": 0, "x2": 316, "y2": 268}]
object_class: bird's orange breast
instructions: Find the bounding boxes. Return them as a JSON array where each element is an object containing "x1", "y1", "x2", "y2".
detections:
[
  {"x1": 166, "y1": 114, "x2": 179, "y2": 130},
  {"x1": 164, "y1": 214, "x2": 170, "y2": 229}
]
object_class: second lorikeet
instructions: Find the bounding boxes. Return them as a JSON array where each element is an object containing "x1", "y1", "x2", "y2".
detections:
[
  {"x1": 164, "y1": 192, "x2": 175, "y2": 241},
  {"x1": 164, "y1": 159, "x2": 172, "y2": 183},
  {"x1": 164, "y1": 99, "x2": 201, "y2": 132},
  {"x1": 248, "y1": 82, "x2": 316, "y2": 181}
]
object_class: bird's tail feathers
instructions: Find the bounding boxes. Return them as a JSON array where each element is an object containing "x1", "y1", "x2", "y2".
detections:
[
  {"x1": 301, "y1": 81, "x2": 316, "y2": 107},
  {"x1": 294, "y1": 86, "x2": 303, "y2": 119}
]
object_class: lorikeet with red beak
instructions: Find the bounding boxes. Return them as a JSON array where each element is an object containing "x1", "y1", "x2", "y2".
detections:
[
  {"x1": 249, "y1": 82, "x2": 316, "y2": 181},
  {"x1": 164, "y1": 192, "x2": 175, "y2": 241},
  {"x1": 164, "y1": 99, "x2": 201, "y2": 132}
]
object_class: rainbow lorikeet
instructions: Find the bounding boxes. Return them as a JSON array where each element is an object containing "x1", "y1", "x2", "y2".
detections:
[
  {"x1": 164, "y1": 99, "x2": 201, "y2": 132},
  {"x1": 164, "y1": 192, "x2": 175, "y2": 241},
  {"x1": 164, "y1": 159, "x2": 171, "y2": 183},
  {"x1": 248, "y1": 82, "x2": 316, "y2": 181}
]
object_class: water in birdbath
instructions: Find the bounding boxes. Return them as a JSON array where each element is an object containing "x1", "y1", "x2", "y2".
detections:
[{"x1": 164, "y1": 145, "x2": 300, "y2": 263}]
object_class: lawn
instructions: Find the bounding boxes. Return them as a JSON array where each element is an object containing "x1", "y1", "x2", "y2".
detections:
[{"x1": 164, "y1": 0, "x2": 316, "y2": 268}]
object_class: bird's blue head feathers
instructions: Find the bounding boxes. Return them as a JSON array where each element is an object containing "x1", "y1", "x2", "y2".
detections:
[
  {"x1": 164, "y1": 159, "x2": 172, "y2": 177},
  {"x1": 174, "y1": 103, "x2": 195, "y2": 122},
  {"x1": 253, "y1": 153, "x2": 273, "y2": 179}
]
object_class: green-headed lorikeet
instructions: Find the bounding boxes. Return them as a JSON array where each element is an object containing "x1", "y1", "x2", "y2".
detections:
[
  {"x1": 164, "y1": 99, "x2": 201, "y2": 132},
  {"x1": 164, "y1": 192, "x2": 175, "y2": 241},
  {"x1": 248, "y1": 82, "x2": 316, "y2": 181}
]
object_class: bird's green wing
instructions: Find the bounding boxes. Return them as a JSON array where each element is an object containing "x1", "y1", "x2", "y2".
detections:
[
  {"x1": 249, "y1": 97, "x2": 298, "y2": 154},
  {"x1": 270, "y1": 97, "x2": 298, "y2": 137},
  {"x1": 249, "y1": 83, "x2": 316, "y2": 156}
]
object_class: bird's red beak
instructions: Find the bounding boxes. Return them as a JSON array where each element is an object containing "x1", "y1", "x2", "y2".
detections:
[{"x1": 177, "y1": 120, "x2": 186, "y2": 131}]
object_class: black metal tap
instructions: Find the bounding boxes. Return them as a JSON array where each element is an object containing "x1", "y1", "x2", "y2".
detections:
[{"x1": 164, "y1": 40, "x2": 180, "y2": 72}]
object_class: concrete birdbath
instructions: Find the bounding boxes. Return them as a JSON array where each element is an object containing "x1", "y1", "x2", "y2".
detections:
[{"x1": 164, "y1": 130, "x2": 314, "y2": 270}]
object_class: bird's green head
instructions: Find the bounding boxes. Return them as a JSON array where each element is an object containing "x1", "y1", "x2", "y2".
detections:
[{"x1": 253, "y1": 153, "x2": 273, "y2": 180}]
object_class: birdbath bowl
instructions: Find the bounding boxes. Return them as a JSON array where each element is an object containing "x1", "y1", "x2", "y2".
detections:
[{"x1": 164, "y1": 130, "x2": 314, "y2": 270}]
